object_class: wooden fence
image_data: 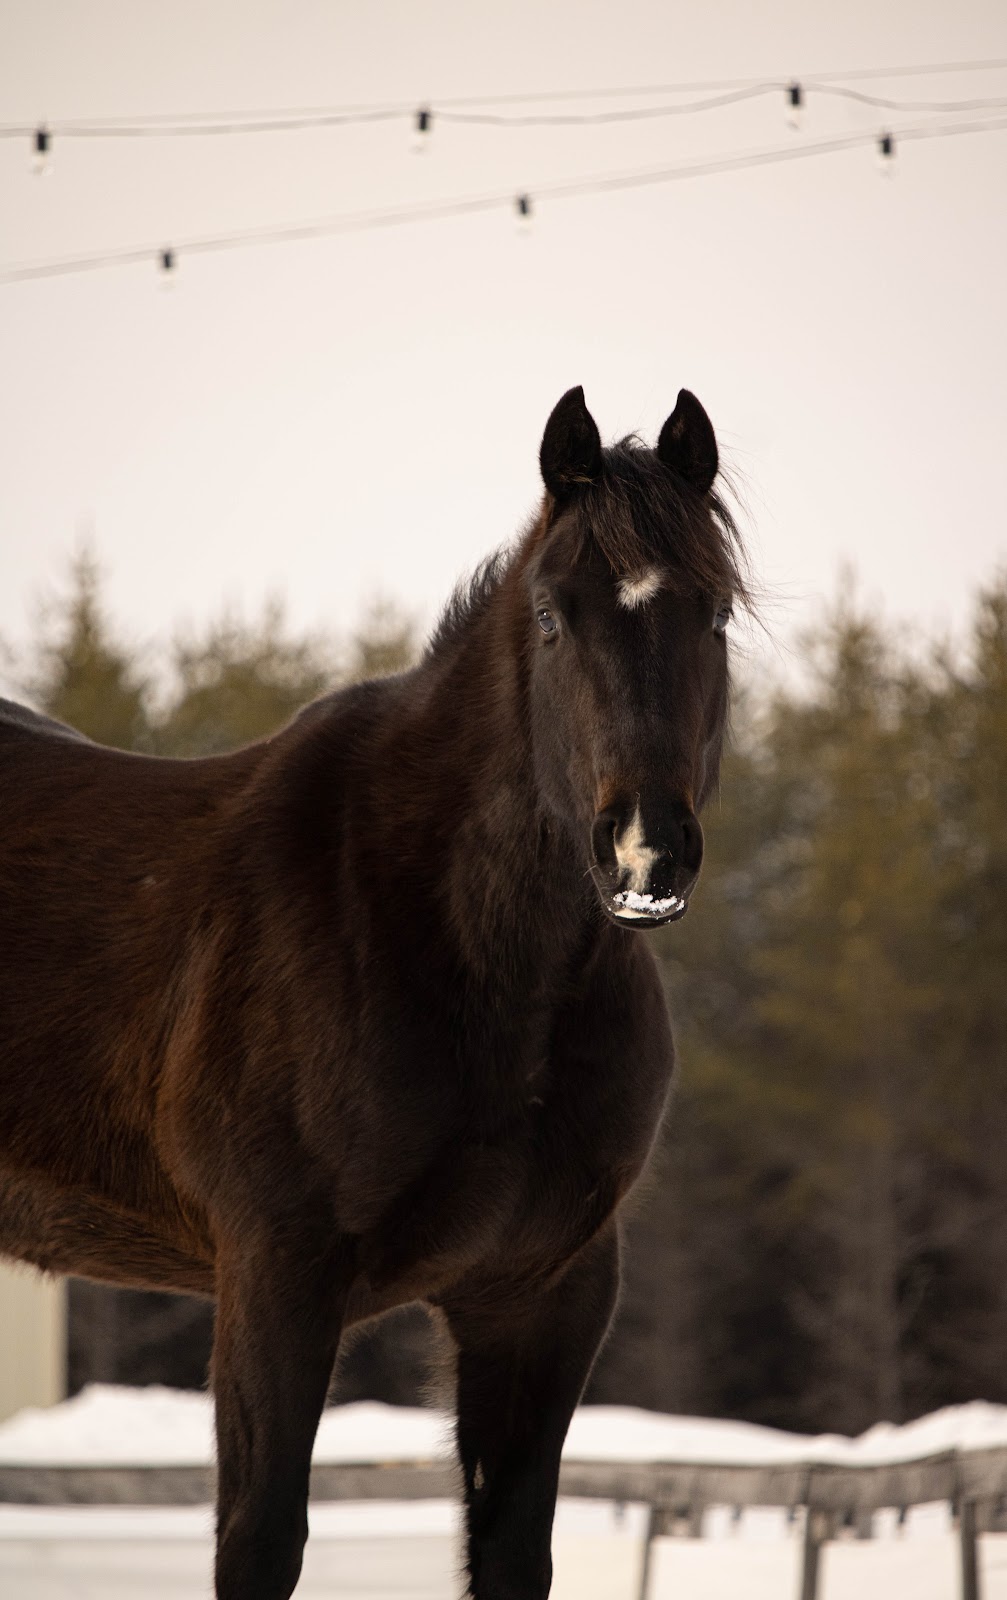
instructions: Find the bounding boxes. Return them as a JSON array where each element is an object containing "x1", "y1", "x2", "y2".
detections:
[{"x1": 1, "y1": 1446, "x2": 1005, "y2": 1600}]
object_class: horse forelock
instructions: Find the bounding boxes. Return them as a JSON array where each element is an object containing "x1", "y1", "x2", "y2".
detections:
[
  {"x1": 571, "y1": 439, "x2": 751, "y2": 608},
  {"x1": 423, "y1": 439, "x2": 752, "y2": 666}
]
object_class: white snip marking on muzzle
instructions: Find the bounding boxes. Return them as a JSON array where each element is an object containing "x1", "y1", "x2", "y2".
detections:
[
  {"x1": 615, "y1": 807, "x2": 659, "y2": 894},
  {"x1": 616, "y1": 568, "x2": 662, "y2": 609}
]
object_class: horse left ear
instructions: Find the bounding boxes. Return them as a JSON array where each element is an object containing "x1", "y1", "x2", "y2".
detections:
[
  {"x1": 657, "y1": 390, "x2": 719, "y2": 495},
  {"x1": 539, "y1": 386, "x2": 603, "y2": 498}
]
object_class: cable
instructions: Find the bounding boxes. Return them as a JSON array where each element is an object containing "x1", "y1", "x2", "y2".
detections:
[
  {"x1": 809, "y1": 83, "x2": 1007, "y2": 113},
  {"x1": 438, "y1": 85, "x2": 784, "y2": 125},
  {"x1": 5, "y1": 82, "x2": 1007, "y2": 139},
  {"x1": 436, "y1": 84, "x2": 1007, "y2": 125},
  {"x1": 426, "y1": 54, "x2": 1007, "y2": 98},
  {"x1": 2, "y1": 57, "x2": 1007, "y2": 138},
  {"x1": 0, "y1": 83, "x2": 785, "y2": 137},
  {"x1": 0, "y1": 108, "x2": 406, "y2": 139},
  {"x1": 3, "y1": 114, "x2": 1005, "y2": 287}
]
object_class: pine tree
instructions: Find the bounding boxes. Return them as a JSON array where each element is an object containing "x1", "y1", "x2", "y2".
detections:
[
  {"x1": 345, "y1": 598, "x2": 416, "y2": 684},
  {"x1": 24, "y1": 549, "x2": 150, "y2": 750},
  {"x1": 152, "y1": 601, "x2": 333, "y2": 757}
]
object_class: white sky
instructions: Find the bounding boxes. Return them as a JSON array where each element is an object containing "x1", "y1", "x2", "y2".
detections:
[{"x1": 2, "y1": 1, "x2": 1006, "y2": 682}]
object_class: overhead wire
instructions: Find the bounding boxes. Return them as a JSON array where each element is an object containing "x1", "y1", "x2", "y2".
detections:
[
  {"x1": 0, "y1": 108, "x2": 406, "y2": 139},
  {"x1": 434, "y1": 84, "x2": 1007, "y2": 125},
  {"x1": 424, "y1": 54, "x2": 1007, "y2": 97},
  {"x1": 2, "y1": 56, "x2": 1007, "y2": 138},
  {"x1": 3, "y1": 112, "x2": 1006, "y2": 286},
  {"x1": 805, "y1": 83, "x2": 1007, "y2": 113}
]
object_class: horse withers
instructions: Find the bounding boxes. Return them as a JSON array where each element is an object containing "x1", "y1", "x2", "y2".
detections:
[{"x1": 0, "y1": 386, "x2": 748, "y2": 1600}]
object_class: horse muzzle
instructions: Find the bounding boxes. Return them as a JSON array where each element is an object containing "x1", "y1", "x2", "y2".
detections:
[{"x1": 590, "y1": 798, "x2": 703, "y2": 929}]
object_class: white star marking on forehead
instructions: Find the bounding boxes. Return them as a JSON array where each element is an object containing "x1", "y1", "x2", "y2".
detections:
[{"x1": 616, "y1": 569, "x2": 663, "y2": 609}]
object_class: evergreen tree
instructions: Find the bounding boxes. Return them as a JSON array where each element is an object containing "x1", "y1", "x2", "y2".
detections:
[
  {"x1": 152, "y1": 601, "x2": 333, "y2": 757},
  {"x1": 345, "y1": 598, "x2": 416, "y2": 684},
  {"x1": 24, "y1": 549, "x2": 150, "y2": 750}
]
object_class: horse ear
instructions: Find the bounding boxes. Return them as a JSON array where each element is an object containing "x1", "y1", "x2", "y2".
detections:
[
  {"x1": 539, "y1": 387, "x2": 602, "y2": 497},
  {"x1": 657, "y1": 390, "x2": 719, "y2": 495}
]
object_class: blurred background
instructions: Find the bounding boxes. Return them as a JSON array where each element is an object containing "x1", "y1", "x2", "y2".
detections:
[{"x1": 1, "y1": 0, "x2": 1005, "y2": 1440}]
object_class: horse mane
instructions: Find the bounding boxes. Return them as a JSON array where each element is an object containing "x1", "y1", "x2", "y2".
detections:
[
  {"x1": 424, "y1": 437, "x2": 751, "y2": 662},
  {"x1": 424, "y1": 547, "x2": 513, "y2": 660}
]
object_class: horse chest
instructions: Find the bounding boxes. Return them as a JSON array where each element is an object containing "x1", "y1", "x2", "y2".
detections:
[
  {"x1": 322, "y1": 941, "x2": 667, "y2": 1298},
  {"x1": 356, "y1": 1082, "x2": 624, "y2": 1302}
]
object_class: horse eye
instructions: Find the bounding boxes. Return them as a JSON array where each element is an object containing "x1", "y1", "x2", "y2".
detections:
[
  {"x1": 537, "y1": 609, "x2": 558, "y2": 637},
  {"x1": 713, "y1": 604, "x2": 732, "y2": 635}
]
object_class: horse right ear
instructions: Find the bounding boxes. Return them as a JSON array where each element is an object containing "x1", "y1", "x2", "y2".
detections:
[
  {"x1": 539, "y1": 387, "x2": 602, "y2": 498},
  {"x1": 657, "y1": 390, "x2": 718, "y2": 495}
]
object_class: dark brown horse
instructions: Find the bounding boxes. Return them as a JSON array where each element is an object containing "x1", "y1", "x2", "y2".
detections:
[{"x1": 0, "y1": 386, "x2": 747, "y2": 1600}]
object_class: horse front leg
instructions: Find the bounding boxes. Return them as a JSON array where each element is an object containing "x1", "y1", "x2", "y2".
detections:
[
  {"x1": 211, "y1": 1227, "x2": 351, "y2": 1600},
  {"x1": 444, "y1": 1225, "x2": 620, "y2": 1600}
]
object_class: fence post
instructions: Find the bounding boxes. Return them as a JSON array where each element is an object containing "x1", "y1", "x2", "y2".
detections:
[
  {"x1": 637, "y1": 1504, "x2": 661, "y2": 1600},
  {"x1": 960, "y1": 1498, "x2": 980, "y2": 1600},
  {"x1": 800, "y1": 1508, "x2": 829, "y2": 1600}
]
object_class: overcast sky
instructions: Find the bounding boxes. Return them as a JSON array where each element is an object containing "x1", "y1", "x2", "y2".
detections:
[{"x1": 2, "y1": 1, "x2": 1005, "y2": 686}]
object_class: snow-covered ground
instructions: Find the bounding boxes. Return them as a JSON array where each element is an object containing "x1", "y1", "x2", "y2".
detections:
[
  {"x1": 1, "y1": 1390, "x2": 1006, "y2": 1598},
  {"x1": 2, "y1": 1498, "x2": 1005, "y2": 1600}
]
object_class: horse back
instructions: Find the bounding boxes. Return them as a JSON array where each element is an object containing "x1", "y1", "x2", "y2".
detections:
[{"x1": 0, "y1": 700, "x2": 261, "y2": 1199}]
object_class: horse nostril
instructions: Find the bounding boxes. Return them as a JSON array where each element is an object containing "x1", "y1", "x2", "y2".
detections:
[
  {"x1": 591, "y1": 810, "x2": 619, "y2": 872},
  {"x1": 679, "y1": 811, "x2": 704, "y2": 875}
]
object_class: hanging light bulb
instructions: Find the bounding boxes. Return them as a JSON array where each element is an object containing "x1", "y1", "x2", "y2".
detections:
[
  {"x1": 411, "y1": 106, "x2": 432, "y2": 154},
  {"x1": 876, "y1": 131, "x2": 896, "y2": 176},
  {"x1": 515, "y1": 193, "x2": 533, "y2": 235},
  {"x1": 158, "y1": 247, "x2": 177, "y2": 288},
  {"x1": 32, "y1": 125, "x2": 52, "y2": 177},
  {"x1": 785, "y1": 82, "x2": 804, "y2": 131}
]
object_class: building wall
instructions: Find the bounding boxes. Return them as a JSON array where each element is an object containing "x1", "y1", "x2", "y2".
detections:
[{"x1": 0, "y1": 1261, "x2": 66, "y2": 1422}]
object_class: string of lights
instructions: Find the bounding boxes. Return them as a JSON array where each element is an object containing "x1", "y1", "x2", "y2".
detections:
[
  {"x1": 4, "y1": 113, "x2": 1005, "y2": 287},
  {"x1": 808, "y1": 82, "x2": 1007, "y2": 113},
  {"x1": 4, "y1": 107, "x2": 406, "y2": 140},
  {"x1": 432, "y1": 82, "x2": 1007, "y2": 128},
  {"x1": 2, "y1": 56, "x2": 1007, "y2": 141}
]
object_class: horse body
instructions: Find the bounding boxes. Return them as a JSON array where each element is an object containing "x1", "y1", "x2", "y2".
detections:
[
  {"x1": 0, "y1": 386, "x2": 747, "y2": 1599},
  {"x1": 0, "y1": 605, "x2": 667, "y2": 1303}
]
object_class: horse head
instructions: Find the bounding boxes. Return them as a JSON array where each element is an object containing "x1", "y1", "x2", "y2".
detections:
[{"x1": 526, "y1": 385, "x2": 747, "y2": 929}]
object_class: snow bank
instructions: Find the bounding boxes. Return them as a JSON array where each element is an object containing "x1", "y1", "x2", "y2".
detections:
[{"x1": 1, "y1": 1387, "x2": 1006, "y2": 1471}]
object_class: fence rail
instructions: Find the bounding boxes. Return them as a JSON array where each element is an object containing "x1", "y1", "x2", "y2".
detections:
[{"x1": 1, "y1": 1448, "x2": 1005, "y2": 1600}]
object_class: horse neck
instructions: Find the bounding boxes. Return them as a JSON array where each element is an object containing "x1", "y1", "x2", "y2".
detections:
[{"x1": 403, "y1": 555, "x2": 594, "y2": 976}]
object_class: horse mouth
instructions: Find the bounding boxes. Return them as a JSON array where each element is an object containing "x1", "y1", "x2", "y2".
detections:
[{"x1": 606, "y1": 889, "x2": 689, "y2": 927}]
